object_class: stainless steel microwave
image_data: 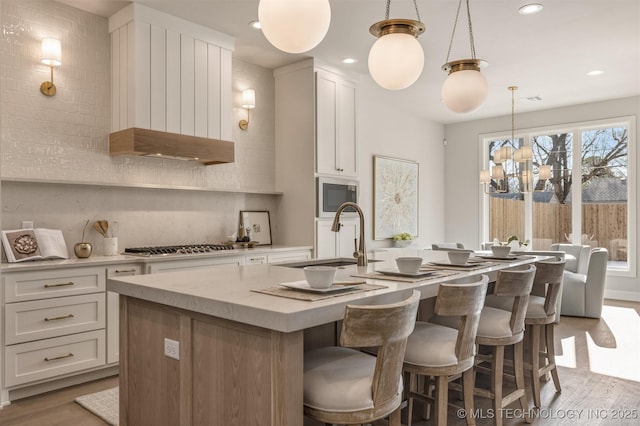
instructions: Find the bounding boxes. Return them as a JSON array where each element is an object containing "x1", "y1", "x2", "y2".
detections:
[{"x1": 317, "y1": 177, "x2": 359, "y2": 218}]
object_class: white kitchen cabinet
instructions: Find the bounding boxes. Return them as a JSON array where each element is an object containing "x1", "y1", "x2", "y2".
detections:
[
  {"x1": 106, "y1": 264, "x2": 142, "y2": 364},
  {"x1": 316, "y1": 70, "x2": 357, "y2": 176},
  {"x1": 274, "y1": 59, "x2": 358, "y2": 251},
  {"x1": 267, "y1": 250, "x2": 312, "y2": 264},
  {"x1": 146, "y1": 255, "x2": 246, "y2": 274},
  {"x1": 316, "y1": 219, "x2": 360, "y2": 259},
  {"x1": 2, "y1": 266, "x2": 107, "y2": 390}
]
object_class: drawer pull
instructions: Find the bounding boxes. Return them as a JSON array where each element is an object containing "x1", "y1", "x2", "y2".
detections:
[
  {"x1": 44, "y1": 313, "x2": 75, "y2": 322},
  {"x1": 44, "y1": 353, "x2": 74, "y2": 362},
  {"x1": 115, "y1": 268, "x2": 137, "y2": 274},
  {"x1": 44, "y1": 281, "x2": 74, "y2": 288}
]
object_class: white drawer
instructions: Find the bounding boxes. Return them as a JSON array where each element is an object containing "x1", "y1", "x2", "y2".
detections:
[
  {"x1": 4, "y1": 330, "x2": 106, "y2": 387},
  {"x1": 5, "y1": 293, "x2": 106, "y2": 345},
  {"x1": 4, "y1": 267, "x2": 105, "y2": 303},
  {"x1": 268, "y1": 251, "x2": 311, "y2": 264}
]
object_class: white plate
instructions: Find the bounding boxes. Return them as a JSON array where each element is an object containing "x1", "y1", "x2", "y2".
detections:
[
  {"x1": 428, "y1": 261, "x2": 480, "y2": 268},
  {"x1": 377, "y1": 269, "x2": 436, "y2": 278},
  {"x1": 280, "y1": 281, "x2": 360, "y2": 293},
  {"x1": 478, "y1": 255, "x2": 519, "y2": 260}
]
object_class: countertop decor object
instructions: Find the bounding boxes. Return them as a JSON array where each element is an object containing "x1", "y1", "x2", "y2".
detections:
[
  {"x1": 239, "y1": 210, "x2": 272, "y2": 245},
  {"x1": 373, "y1": 155, "x2": 418, "y2": 240},
  {"x1": 74, "y1": 219, "x2": 92, "y2": 258}
]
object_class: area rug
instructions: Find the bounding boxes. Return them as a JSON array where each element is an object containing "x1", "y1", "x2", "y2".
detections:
[{"x1": 75, "y1": 386, "x2": 119, "y2": 426}]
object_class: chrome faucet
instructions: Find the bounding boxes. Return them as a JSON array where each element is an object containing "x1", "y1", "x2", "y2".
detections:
[{"x1": 331, "y1": 202, "x2": 367, "y2": 266}]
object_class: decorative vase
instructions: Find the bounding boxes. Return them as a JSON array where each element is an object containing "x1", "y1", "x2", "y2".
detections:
[
  {"x1": 394, "y1": 240, "x2": 412, "y2": 248},
  {"x1": 74, "y1": 242, "x2": 92, "y2": 258}
]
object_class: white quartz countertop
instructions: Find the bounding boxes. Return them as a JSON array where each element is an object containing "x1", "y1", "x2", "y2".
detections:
[
  {"x1": 0, "y1": 245, "x2": 312, "y2": 272},
  {"x1": 107, "y1": 249, "x2": 547, "y2": 333}
]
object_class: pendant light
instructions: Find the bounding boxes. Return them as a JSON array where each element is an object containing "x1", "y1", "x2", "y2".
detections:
[
  {"x1": 258, "y1": 0, "x2": 331, "y2": 54},
  {"x1": 441, "y1": 0, "x2": 488, "y2": 113},
  {"x1": 368, "y1": 0, "x2": 425, "y2": 90}
]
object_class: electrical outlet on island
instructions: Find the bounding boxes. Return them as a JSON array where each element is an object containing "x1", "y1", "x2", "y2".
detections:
[{"x1": 164, "y1": 338, "x2": 180, "y2": 360}]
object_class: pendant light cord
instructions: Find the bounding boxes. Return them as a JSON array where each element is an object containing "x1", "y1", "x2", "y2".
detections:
[
  {"x1": 384, "y1": 0, "x2": 422, "y2": 22},
  {"x1": 445, "y1": 0, "x2": 477, "y2": 63}
]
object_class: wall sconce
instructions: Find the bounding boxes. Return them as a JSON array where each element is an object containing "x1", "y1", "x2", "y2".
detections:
[
  {"x1": 40, "y1": 38, "x2": 61, "y2": 96},
  {"x1": 239, "y1": 89, "x2": 255, "y2": 130}
]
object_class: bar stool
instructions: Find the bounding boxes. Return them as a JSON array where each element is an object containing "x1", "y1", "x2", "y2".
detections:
[
  {"x1": 485, "y1": 259, "x2": 565, "y2": 408},
  {"x1": 474, "y1": 264, "x2": 535, "y2": 426},
  {"x1": 525, "y1": 259, "x2": 565, "y2": 407},
  {"x1": 303, "y1": 290, "x2": 420, "y2": 426},
  {"x1": 403, "y1": 275, "x2": 489, "y2": 426}
]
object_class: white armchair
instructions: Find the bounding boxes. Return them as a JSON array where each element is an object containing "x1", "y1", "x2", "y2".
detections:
[{"x1": 551, "y1": 244, "x2": 608, "y2": 318}]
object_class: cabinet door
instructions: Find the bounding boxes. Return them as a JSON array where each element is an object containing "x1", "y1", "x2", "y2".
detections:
[
  {"x1": 316, "y1": 70, "x2": 357, "y2": 176},
  {"x1": 316, "y1": 220, "x2": 359, "y2": 258},
  {"x1": 147, "y1": 256, "x2": 246, "y2": 274},
  {"x1": 106, "y1": 265, "x2": 143, "y2": 364}
]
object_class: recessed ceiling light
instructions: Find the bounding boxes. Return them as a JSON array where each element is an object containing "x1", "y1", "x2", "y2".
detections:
[
  {"x1": 249, "y1": 20, "x2": 261, "y2": 30},
  {"x1": 520, "y1": 96, "x2": 543, "y2": 103},
  {"x1": 518, "y1": 3, "x2": 544, "y2": 15},
  {"x1": 341, "y1": 57, "x2": 358, "y2": 64},
  {"x1": 587, "y1": 70, "x2": 604, "y2": 76}
]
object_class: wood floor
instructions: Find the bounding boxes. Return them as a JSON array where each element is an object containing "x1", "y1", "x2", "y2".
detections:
[{"x1": 0, "y1": 300, "x2": 638, "y2": 426}]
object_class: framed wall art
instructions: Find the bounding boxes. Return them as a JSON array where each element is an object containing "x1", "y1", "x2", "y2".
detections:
[
  {"x1": 239, "y1": 211, "x2": 272, "y2": 245},
  {"x1": 373, "y1": 155, "x2": 419, "y2": 240}
]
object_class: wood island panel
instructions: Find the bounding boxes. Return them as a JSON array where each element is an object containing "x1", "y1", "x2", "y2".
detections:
[{"x1": 119, "y1": 296, "x2": 303, "y2": 426}]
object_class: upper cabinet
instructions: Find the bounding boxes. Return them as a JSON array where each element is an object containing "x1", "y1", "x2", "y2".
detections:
[
  {"x1": 316, "y1": 70, "x2": 357, "y2": 176},
  {"x1": 108, "y1": 4, "x2": 233, "y2": 141}
]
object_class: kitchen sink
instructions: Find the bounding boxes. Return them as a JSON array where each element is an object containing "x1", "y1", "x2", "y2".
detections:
[{"x1": 277, "y1": 257, "x2": 382, "y2": 268}]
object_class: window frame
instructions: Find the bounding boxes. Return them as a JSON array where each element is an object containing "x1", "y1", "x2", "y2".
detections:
[{"x1": 478, "y1": 116, "x2": 636, "y2": 277}]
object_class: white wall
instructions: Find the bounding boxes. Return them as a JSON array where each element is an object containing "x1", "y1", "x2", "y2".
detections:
[
  {"x1": 0, "y1": 0, "x2": 279, "y2": 251},
  {"x1": 357, "y1": 79, "x2": 446, "y2": 251},
  {"x1": 444, "y1": 95, "x2": 640, "y2": 300}
]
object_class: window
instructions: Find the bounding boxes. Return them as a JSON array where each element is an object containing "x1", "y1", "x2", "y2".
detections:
[{"x1": 480, "y1": 117, "x2": 634, "y2": 273}]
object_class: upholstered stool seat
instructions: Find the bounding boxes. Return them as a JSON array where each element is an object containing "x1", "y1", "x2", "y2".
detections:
[
  {"x1": 485, "y1": 294, "x2": 547, "y2": 320},
  {"x1": 305, "y1": 346, "x2": 379, "y2": 412},
  {"x1": 404, "y1": 322, "x2": 459, "y2": 368},
  {"x1": 303, "y1": 290, "x2": 420, "y2": 426}
]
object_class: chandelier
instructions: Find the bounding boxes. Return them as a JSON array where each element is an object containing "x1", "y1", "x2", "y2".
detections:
[
  {"x1": 368, "y1": 0, "x2": 425, "y2": 90},
  {"x1": 441, "y1": 0, "x2": 488, "y2": 113},
  {"x1": 480, "y1": 86, "x2": 552, "y2": 194}
]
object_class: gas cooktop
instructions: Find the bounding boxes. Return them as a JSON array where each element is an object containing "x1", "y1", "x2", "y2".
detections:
[{"x1": 124, "y1": 244, "x2": 234, "y2": 256}]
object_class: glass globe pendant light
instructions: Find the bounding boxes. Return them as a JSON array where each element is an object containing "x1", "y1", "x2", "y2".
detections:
[
  {"x1": 441, "y1": 0, "x2": 488, "y2": 113},
  {"x1": 258, "y1": 0, "x2": 331, "y2": 54},
  {"x1": 368, "y1": 0, "x2": 425, "y2": 90}
]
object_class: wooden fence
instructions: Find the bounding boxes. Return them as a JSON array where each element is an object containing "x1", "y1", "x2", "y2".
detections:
[{"x1": 489, "y1": 198, "x2": 627, "y2": 261}]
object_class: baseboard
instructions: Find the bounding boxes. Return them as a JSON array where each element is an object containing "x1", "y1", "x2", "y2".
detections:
[
  {"x1": 605, "y1": 290, "x2": 640, "y2": 302},
  {"x1": 7, "y1": 365, "x2": 119, "y2": 403}
]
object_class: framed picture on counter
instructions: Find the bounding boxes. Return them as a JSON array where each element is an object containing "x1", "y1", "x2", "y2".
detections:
[{"x1": 239, "y1": 211, "x2": 272, "y2": 245}]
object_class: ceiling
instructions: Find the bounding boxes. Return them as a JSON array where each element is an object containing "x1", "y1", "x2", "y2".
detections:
[{"x1": 57, "y1": 0, "x2": 640, "y2": 124}]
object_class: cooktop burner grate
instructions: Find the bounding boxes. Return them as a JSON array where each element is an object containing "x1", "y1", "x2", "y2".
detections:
[{"x1": 124, "y1": 244, "x2": 234, "y2": 256}]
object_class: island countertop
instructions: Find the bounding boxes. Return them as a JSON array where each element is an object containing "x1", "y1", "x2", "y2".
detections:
[{"x1": 107, "y1": 249, "x2": 544, "y2": 333}]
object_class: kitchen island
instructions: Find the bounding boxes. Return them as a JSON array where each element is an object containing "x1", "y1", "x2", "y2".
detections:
[{"x1": 107, "y1": 249, "x2": 546, "y2": 425}]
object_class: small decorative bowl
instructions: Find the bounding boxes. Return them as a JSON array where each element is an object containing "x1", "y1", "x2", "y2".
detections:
[
  {"x1": 303, "y1": 266, "x2": 337, "y2": 289},
  {"x1": 447, "y1": 250, "x2": 471, "y2": 265},
  {"x1": 396, "y1": 257, "x2": 423, "y2": 274},
  {"x1": 394, "y1": 240, "x2": 412, "y2": 248},
  {"x1": 491, "y1": 245, "x2": 512, "y2": 258}
]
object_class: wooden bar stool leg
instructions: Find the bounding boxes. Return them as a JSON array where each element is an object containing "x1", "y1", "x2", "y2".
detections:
[
  {"x1": 545, "y1": 323, "x2": 562, "y2": 393},
  {"x1": 492, "y1": 345, "x2": 504, "y2": 426},
  {"x1": 462, "y1": 368, "x2": 476, "y2": 426},
  {"x1": 514, "y1": 340, "x2": 531, "y2": 423},
  {"x1": 435, "y1": 375, "x2": 448, "y2": 426},
  {"x1": 406, "y1": 372, "x2": 416, "y2": 426},
  {"x1": 530, "y1": 324, "x2": 542, "y2": 408}
]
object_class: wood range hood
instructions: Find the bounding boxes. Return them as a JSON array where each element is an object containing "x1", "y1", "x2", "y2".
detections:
[{"x1": 109, "y1": 128, "x2": 234, "y2": 166}]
